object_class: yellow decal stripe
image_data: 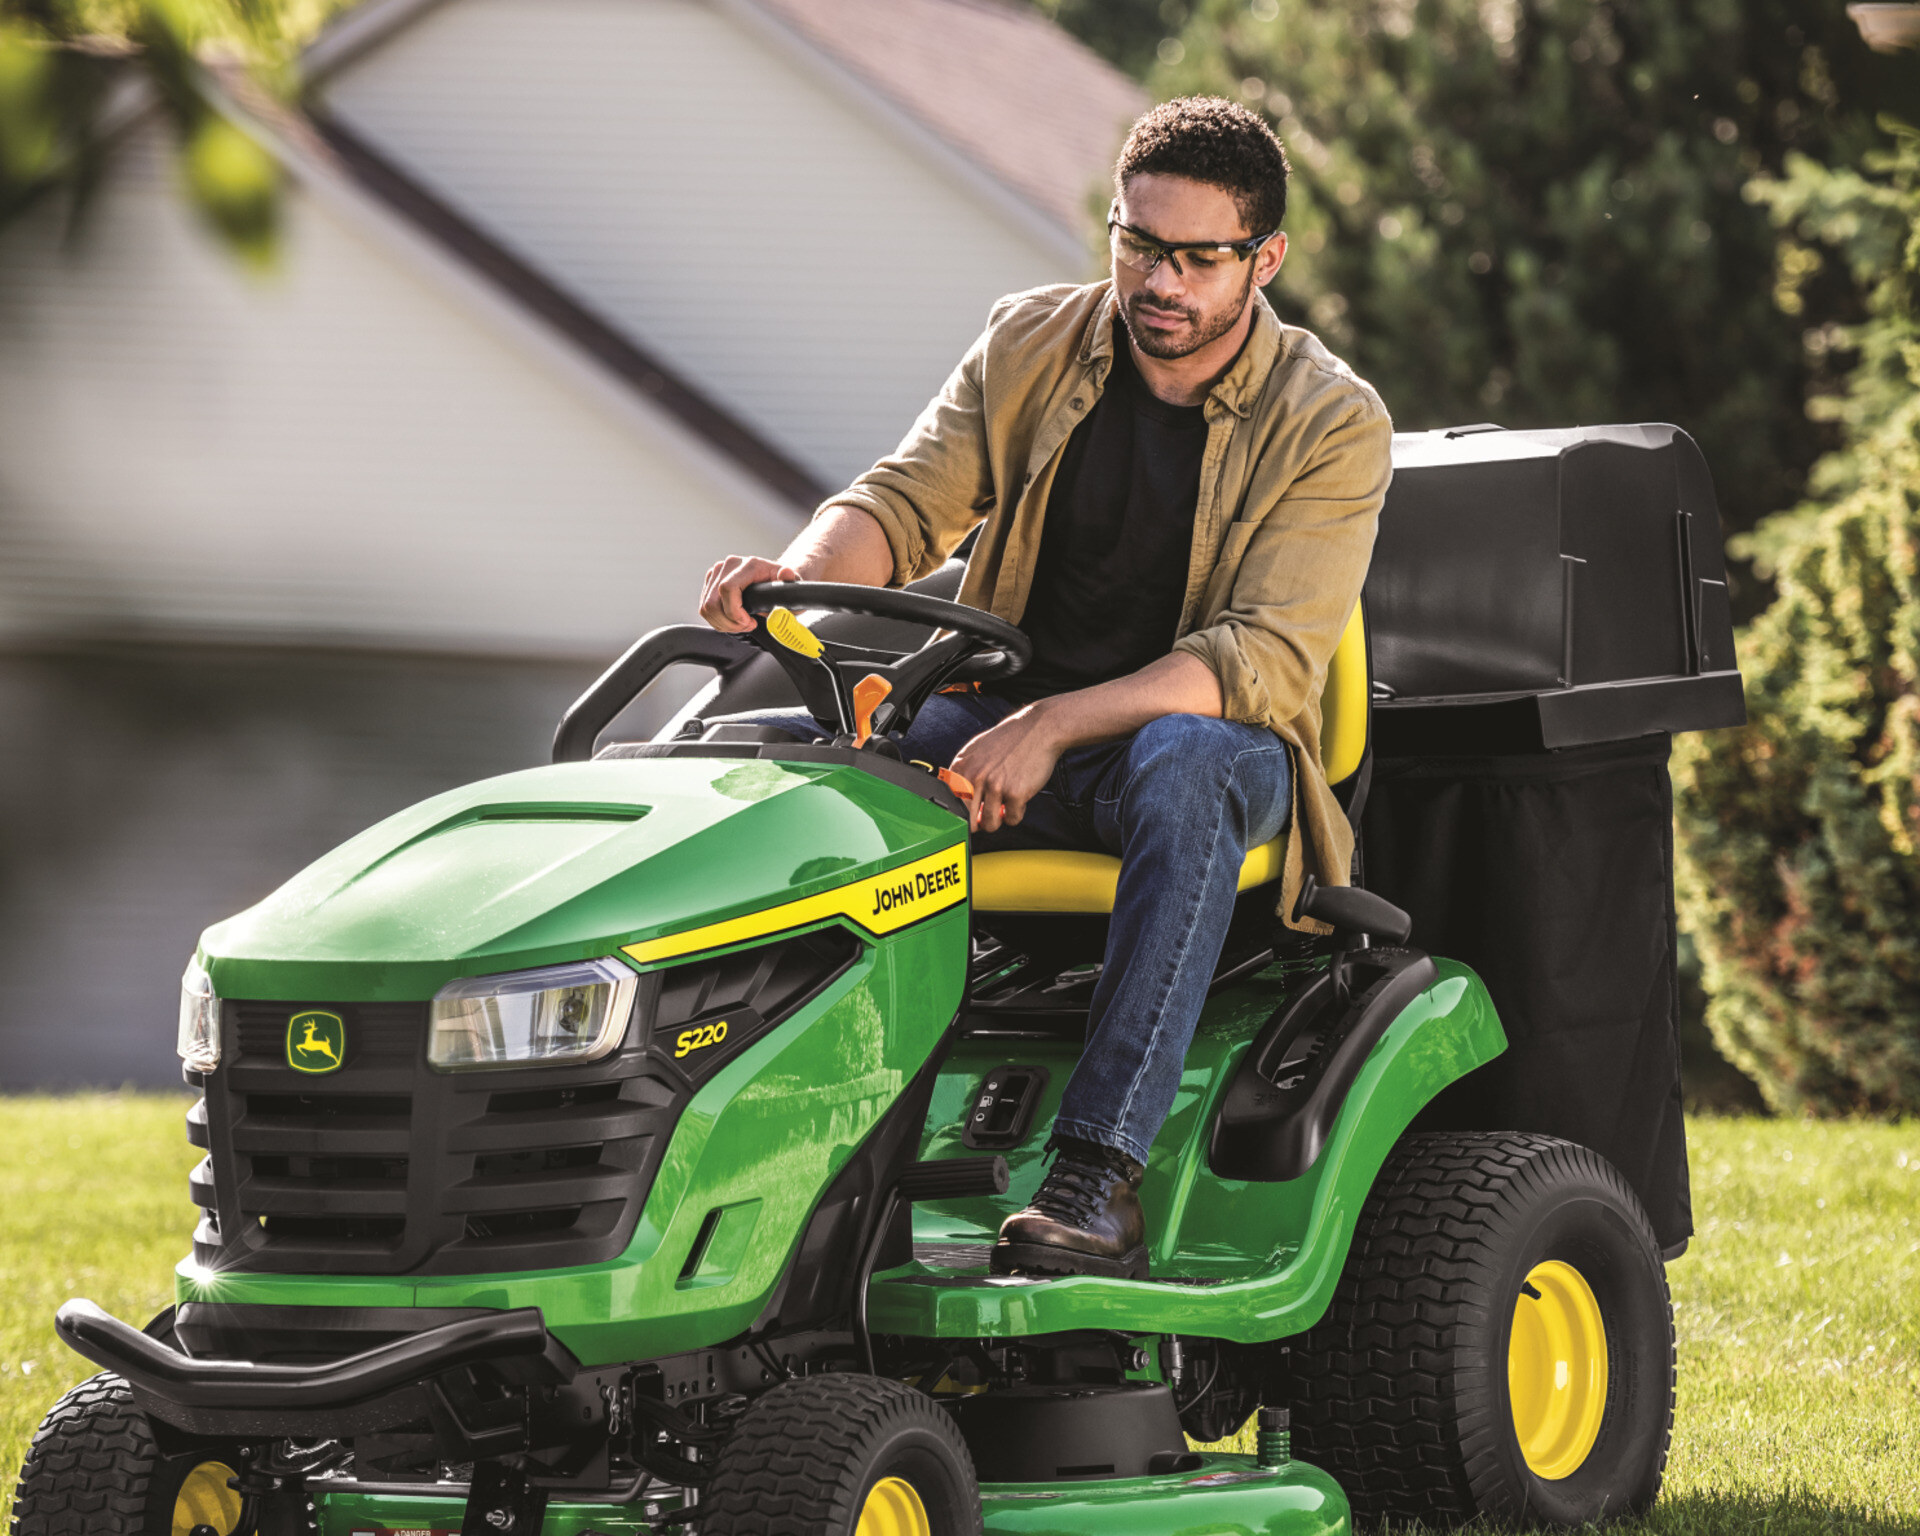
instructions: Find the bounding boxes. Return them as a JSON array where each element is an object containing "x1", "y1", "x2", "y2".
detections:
[{"x1": 623, "y1": 844, "x2": 968, "y2": 965}]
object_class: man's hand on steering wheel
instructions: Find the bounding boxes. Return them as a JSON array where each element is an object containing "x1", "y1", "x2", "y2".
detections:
[
  {"x1": 702, "y1": 555, "x2": 799, "y2": 634},
  {"x1": 715, "y1": 578, "x2": 1030, "y2": 772}
]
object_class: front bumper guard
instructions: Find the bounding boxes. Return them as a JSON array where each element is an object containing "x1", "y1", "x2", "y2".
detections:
[{"x1": 55, "y1": 1298, "x2": 578, "y2": 1441}]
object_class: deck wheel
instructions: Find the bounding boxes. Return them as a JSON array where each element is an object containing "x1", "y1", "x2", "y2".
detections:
[{"x1": 701, "y1": 1375, "x2": 981, "y2": 1536}]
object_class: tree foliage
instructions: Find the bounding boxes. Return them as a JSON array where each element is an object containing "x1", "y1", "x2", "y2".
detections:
[
  {"x1": 0, "y1": 0, "x2": 343, "y2": 264},
  {"x1": 1139, "y1": 0, "x2": 1918, "y2": 581},
  {"x1": 1672, "y1": 120, "x2": 1920, "y2": 1115}
]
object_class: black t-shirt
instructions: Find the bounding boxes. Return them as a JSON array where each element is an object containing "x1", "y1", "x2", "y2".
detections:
[{"x1": 993, "y1": 326, "x2": 1210, "y2": 707}]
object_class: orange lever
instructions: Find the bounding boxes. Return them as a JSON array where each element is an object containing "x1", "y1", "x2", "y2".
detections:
[
  {"x1": 937, "y1": 767, "x2": 976, "y2": 802},
  {"x1": 852, "y1": 673, "x2": 892, "y2": 748}
]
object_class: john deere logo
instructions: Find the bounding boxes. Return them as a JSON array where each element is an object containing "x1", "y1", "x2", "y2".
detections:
[{"x1": 286, "y1": 1010, "x2": 346, "y2": 1074}]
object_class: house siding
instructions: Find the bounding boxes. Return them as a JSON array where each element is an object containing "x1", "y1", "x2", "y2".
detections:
[
  {"x1": 0, "y1": 126, "x2": 789, "y2": 657},
  {"x1": 318, "y1": 0, "x2": 1093, "y2": 489}
]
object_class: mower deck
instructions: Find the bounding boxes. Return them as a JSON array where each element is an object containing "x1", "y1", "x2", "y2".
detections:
[{"x1": 306, "y1": 1453, "x2": 1349, "y2": 1536}]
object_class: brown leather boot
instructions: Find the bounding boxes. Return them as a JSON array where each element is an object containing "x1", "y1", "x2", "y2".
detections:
[{"x1": 990, "y1": 1136, "x2": 1148, "y2": 1279}]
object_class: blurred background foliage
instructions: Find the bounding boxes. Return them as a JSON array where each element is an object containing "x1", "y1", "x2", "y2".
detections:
[
  {"x1": 1674, "y1": 122, "x2": 1920, "y2": 1114},
  {"x1": 0, "y1": 0, "x2": 348, "y2": 263}
]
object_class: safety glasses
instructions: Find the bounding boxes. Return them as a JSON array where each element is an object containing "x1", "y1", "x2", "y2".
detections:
[{"x1": 1107, "y1": 202, "x2": 1279, "y2": 283}]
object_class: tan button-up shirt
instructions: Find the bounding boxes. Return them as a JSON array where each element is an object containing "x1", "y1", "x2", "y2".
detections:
[{"x1": 829, "y1": 280, "x2": 1392, "y2": 928}]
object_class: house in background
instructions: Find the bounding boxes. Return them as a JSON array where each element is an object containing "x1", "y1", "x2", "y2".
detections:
[{"x1": 0, "y1": 0, "x2": 1143, "y2": 1085}]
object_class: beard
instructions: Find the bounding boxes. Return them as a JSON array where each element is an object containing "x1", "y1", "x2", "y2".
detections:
[{"x1": 1120, "y1": 263, "x2": 1256, "y2": 359}]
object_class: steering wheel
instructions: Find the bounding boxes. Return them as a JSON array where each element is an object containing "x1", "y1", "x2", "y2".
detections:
[{"x1": 739, "y1": 581, "x2": 1031, "y2": 747}]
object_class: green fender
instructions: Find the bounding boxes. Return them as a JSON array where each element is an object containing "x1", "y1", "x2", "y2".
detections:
[{"x1": 869, "y1": 958, "x2": 1506, "y2": 1342}]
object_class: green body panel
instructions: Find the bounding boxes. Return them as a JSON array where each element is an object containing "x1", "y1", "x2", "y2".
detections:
[
  {"x1": 198, "y1": 757, "x2": 960, "y2": 1000},
  {"x1": 178, "y1": 906, "x2": 968, "y2": 1364},
  {"x1": 169, "y1": 751, "x2": 1502, "y2": 1369},
  {"x1": 314, "y1": 1489, "x2": 651, "y2": 1535},
  {"x1": 868, "y1": 958, "x2": 1503, "y2": 1342},
  {"x1": 311, "y1": 1454, "x2": 1347, "y2": 1536}
]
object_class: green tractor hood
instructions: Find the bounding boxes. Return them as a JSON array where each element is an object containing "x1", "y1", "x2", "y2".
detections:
[{"x1": 200, "y1": 756, "x2": 963, "y2": 1001}]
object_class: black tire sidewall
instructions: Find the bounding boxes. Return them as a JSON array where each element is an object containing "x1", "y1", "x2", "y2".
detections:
[
  {"x1": 860, "y1": 1433, "x2": 976, "y2": 1532},
  {"x1": 701, "y1": 1375, "x2": 982, "y2": 1536},
  {"x1": 1477, "y1": 1178, "x2": 1673, "y2": 1525}
]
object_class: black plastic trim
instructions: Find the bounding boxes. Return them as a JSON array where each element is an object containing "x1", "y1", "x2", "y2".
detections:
[
  {"x1": 553, "y1": 625, "x2": 753, "y2": 763},
  {"x1": 175, "y1": 1303, "x2": 493, "y2": 1364},
  {"x1": 1209, "y1": 948, "x2": 1439, "y2": 1181},
  {"x1": 55, "y1": 1298, "x2": 574, "y2": 1437}
]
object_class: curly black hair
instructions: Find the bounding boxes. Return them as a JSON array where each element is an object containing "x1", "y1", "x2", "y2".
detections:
[{"x1": 1114, "y1": 97, "x2": 1290, "y2": 236}]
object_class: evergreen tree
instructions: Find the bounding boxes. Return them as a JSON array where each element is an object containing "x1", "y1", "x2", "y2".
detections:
[
  {"x1": 1149, "y1": 0, "x2": 1918, "y2": 586},
  {"x1": 1673, "y1": 121, "x2": 1920, "y2": 1114}
]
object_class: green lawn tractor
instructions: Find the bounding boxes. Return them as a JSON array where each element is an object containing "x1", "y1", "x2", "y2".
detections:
[{"x1": 12, "y1": 424, "x2": 1743, "y2": 1536}]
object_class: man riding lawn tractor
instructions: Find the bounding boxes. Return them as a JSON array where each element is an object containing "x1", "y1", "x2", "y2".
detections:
[
  {"x1": 16, "y1": 92, "x2": 1737, "y2": 1536},
  {"x1": 700, "y1": 98, "x2": 1389, "y2": 1281}
]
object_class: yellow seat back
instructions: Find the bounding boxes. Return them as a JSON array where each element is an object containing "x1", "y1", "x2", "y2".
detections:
[{"x1": 974, "y1": 603, "x2": 1369, "y2": 914}]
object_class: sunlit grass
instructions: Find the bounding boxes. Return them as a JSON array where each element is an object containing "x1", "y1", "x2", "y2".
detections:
[
  {"x1": 3, "y1": 1101, "x2": 1917, "y2": 1531},
  {"x1": 0, "y1": 1092, "x2": 199, "y2": 1523},
  {"x1": 1199, "y1": 1116, "x2": 1920, "y2": 1533}
]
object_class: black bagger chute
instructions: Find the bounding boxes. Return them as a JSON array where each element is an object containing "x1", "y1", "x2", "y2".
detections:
[{"x1": 1355, "y1": 423, "x2": 1745, "y2": 1253}]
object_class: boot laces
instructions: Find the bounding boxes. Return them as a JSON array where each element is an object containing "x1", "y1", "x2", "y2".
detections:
[{"x1": 1031, "y1": 1138, "x2": 1126, "y2": 1230}]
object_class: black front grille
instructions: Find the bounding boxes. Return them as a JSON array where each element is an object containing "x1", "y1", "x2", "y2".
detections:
[{"x1": 187, "y1": 928, "x2": 862, "y2": 1277}]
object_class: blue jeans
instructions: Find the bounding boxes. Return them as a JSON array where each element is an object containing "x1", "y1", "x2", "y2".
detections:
[{"x1": 727, "y1": 693, "x2": 1291, "y2": 1165}]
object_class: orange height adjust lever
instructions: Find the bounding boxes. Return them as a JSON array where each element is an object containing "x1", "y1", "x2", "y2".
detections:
[{"x1": 851, "y1": 674, "x2": 893, "y2": 748}]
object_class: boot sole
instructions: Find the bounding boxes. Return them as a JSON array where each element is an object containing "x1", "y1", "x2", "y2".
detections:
[{"x1": 989, "y1": 1239, "x2": 1149, "y2": 1280}]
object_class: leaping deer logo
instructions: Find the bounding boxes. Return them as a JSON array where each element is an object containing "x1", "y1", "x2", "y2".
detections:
[{"x1": 286, "y1": 1012, "x2": 345, "y2": 1073}]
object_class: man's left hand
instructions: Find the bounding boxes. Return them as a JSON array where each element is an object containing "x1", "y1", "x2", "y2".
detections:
[{"x1": 949, "y1": 707, "x2": 1062, "y2": 834}]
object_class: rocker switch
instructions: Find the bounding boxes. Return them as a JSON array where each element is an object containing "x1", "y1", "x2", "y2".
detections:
[{"x1": 961, "y1": 1064, "x2": 1050, "y2": 1150}]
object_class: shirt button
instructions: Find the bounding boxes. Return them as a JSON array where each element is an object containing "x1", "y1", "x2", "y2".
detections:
[{"x1": 1070, "y1": 397, "x2": 1085, "y2": 410}]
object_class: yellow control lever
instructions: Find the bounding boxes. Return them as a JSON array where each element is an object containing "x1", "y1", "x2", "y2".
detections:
[
  {"x1": 764, "y1": 606, "x2": 824, "y2": 659},
  {"x1": 852, "y1": 674, "x2": 892, "y2": 748}
]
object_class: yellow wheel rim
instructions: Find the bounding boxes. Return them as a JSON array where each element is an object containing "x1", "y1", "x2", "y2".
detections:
[
  {"x1": 171, "y1": 1460, "x2": 242, "y2": 1536},
  {"x1": 1508, "y1": 1259, "x2": 1609, "y2": 1480},
  {"x1": 856, "y1": 1475, "x2": 932, "y2": 1536}
]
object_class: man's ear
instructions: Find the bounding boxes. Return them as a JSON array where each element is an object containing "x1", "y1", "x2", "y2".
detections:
[{"x1": 1255, "y1": 232, "x2": 1288, "y2": 287}]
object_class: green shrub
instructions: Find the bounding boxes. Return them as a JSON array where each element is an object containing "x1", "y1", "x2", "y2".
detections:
[
  {"x1": 1673, "y1": 122, "x2": 1920, "y2": 1114},
  {"x1": 1133, "y1": 0, "x2": 1919, "y2": 569}
]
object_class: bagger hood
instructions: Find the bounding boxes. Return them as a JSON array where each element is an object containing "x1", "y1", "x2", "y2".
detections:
[{"x1": 200, "y1": 757, "x2": 964, "y2": 1000}]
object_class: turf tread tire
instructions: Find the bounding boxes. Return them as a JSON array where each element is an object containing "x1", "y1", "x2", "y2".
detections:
[
  {"x1": 700, "y1": 1374, "x2": 981, "y2": 1535},
  {"x1": 1289, "y1": 1132, "x2": 1675, "y2": 1529},
  {"x1": 9, "y1": 1374, "x2": 161, "y2": 1536}
]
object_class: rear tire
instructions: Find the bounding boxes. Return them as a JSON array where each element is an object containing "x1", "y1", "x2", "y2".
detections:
[
  {"x1": 701, "y1": 1375, "x2": 982, "y2": 1535},
  {"x1": 9, "y1": 1372, "x2": 309, "y2": 1536},
  {"x1": 1290, "y1": 1132, "x2": 1674, "y2": 1529}
]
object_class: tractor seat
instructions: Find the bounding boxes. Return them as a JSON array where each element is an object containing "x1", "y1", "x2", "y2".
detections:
[{"x1": 971, "y1": 603, "x2": 1368, "y2": 915}]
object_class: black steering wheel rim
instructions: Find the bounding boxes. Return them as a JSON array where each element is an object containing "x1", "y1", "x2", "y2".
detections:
[{"x1": 740, "y1": 580, "x2": 1031, "y2": 677}]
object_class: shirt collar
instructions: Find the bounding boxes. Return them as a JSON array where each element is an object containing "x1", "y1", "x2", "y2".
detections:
[{"x1": 1078, "y1": 283, "x2": 1285, "y2": 420}]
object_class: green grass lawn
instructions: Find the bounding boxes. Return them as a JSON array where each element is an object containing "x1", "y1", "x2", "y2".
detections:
[{"x1": 2, "y1": 1096, "x2": 1917, "y2": 1532}]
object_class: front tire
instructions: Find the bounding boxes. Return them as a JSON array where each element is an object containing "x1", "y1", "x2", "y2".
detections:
[
  {"x1": 1290, "y1": 1132, "x2": 1675, "y2": 1528},
  {"x1": 701, "y1": 1375, "x2": 982, "y2": 1535},
  {"x1": 10, "y1": 1373, "x2": 307, "y2": 1536}
]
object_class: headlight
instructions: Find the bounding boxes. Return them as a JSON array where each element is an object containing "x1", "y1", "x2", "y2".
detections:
[
  {"x1": 177, "y1": 957, "x2": 220, "y2": 1072},
  {"x1": 429, "y1": 958, "x2": 639, "y2": 1070}
]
